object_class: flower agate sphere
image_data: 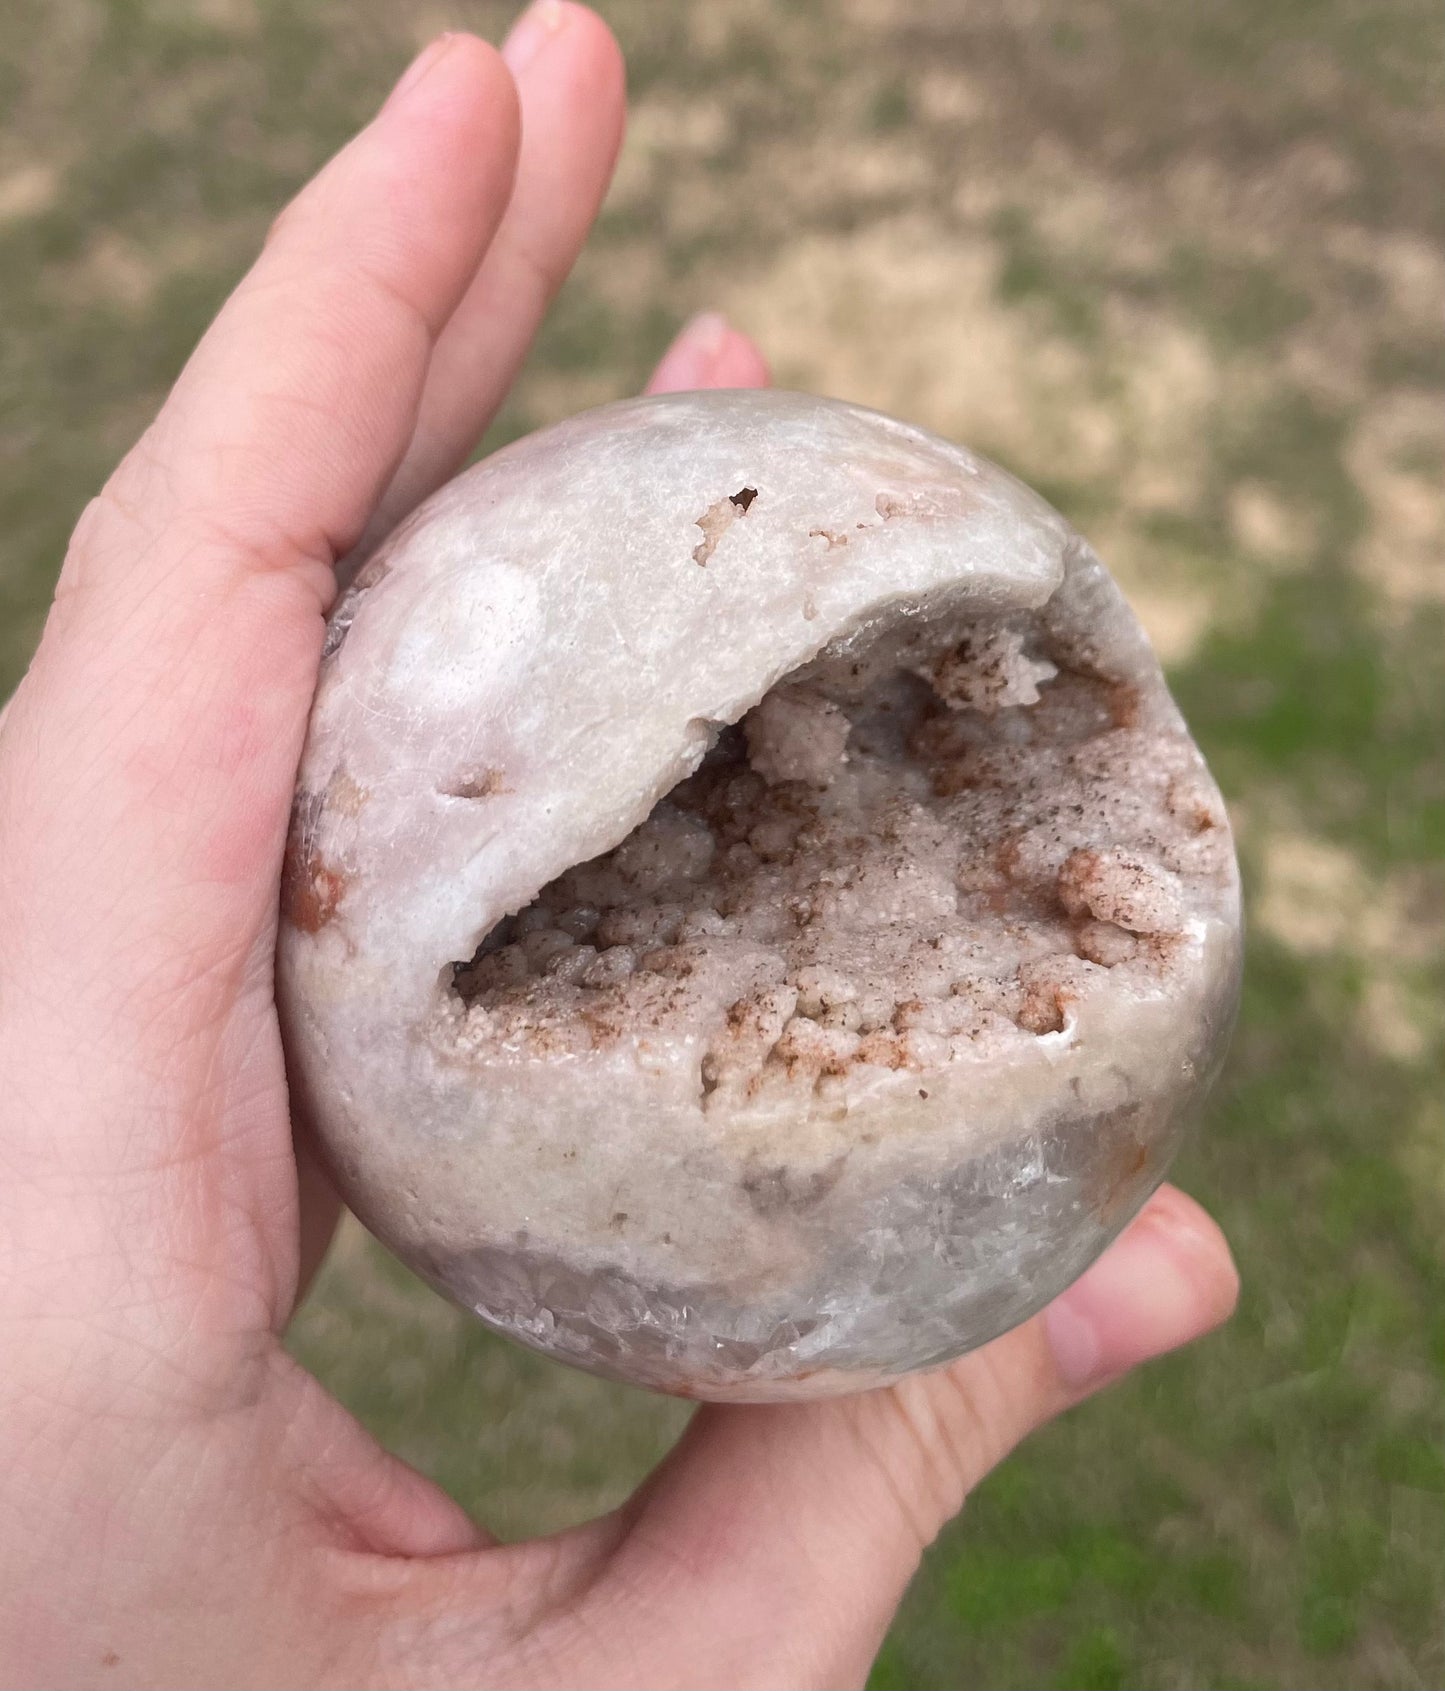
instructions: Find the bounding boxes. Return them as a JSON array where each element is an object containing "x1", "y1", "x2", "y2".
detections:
[{"x1": 277, "y1": 391, "x2": 1241, "y2": 1402}]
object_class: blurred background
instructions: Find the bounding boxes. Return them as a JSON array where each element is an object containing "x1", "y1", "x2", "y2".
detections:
[{"x1": 3, "y1": 1, "x2": 1443, "y2": 1684}]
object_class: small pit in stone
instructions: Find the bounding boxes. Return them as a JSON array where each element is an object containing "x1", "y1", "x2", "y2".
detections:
[
  {"x1": 450, "y1": 607, "x2": 1230, "y2": 1110},
  {"x1": 692, "y1": 486, "x2": 758, "y2": 566}
]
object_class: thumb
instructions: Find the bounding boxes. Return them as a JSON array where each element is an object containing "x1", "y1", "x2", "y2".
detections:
[{"x1": 589, "y1": 1183, "x2": 1237, "y2": 1689}]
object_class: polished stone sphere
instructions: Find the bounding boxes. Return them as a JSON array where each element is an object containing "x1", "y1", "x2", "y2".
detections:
[{"x1": 278, "y1": 391, "x2": 1241, "y2": 1401}]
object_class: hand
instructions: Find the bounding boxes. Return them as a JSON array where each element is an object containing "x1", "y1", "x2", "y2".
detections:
[{"x1": 0, "y1": 10, "x2": 1237, "y2": 1687}]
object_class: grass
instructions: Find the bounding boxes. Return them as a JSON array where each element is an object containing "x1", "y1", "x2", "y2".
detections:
[{"x1": 2, "y1": 0, "x2": 1443, "y2": 1685}]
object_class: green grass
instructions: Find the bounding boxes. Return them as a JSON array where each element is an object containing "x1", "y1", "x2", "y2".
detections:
[
  {"x1": 992, "y1": 205, "x2": 1104, "y2": 344},
  {"x1": 3, "y1": 1, "x2": 1443, "y2": 1685}
]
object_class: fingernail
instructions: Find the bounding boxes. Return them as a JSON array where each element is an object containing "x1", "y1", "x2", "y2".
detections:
[
  {"x1": 1045, "y1": 1292, "x2": 1103, "y2": 1388},
  {"x1": 646, "y1": 312, "x2": 734, "y2": 394},
  {"x1": 384, "y1": 33, "x2": 459, "y2": 112},
  {"x1": 682, "y1": 311, "x2": 730, "y2": 359},
  {"x1": 667, "y1": 312, "x2": 731, "y2": 384},
  {"x1": 1044, "y1": 1199, "x2": 1237, "y2": 1391},
  {"x1": 502, "y1": 0, "x2": 571, "y2": 74}
]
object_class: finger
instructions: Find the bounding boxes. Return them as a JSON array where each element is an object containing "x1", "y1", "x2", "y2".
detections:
[
  {"x1": 357, "y1": 2, "x2": 626, "y2": 551},
  {"x1": 1, "y1": 38, "x2": 520, "y2": 973},
  {"x1": 585, "y1": 1186, "x2": 1238, "y2": 1688},
  {"x1": 645, "y1": 311, "x2": 773, "y2": 394}
]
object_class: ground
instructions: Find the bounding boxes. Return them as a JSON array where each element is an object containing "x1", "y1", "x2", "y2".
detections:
[{"x1": 2, "y1": 2, "x2": 1443, "y2": 1685}]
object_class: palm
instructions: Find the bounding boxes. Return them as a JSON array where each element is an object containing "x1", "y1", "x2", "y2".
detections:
[{"x1": 0, "y1": 15, "x2": 1235, "y2": 1689}]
